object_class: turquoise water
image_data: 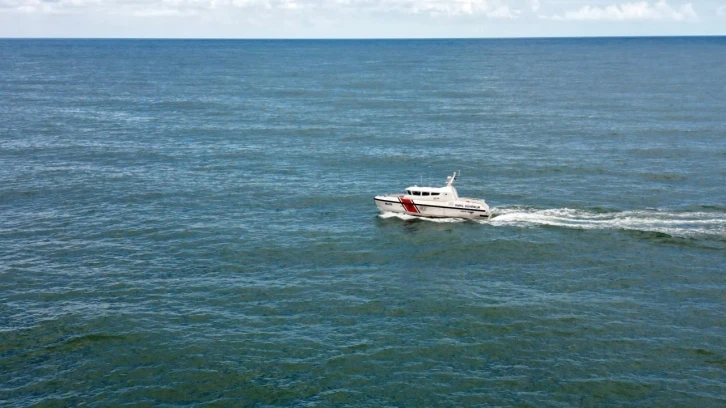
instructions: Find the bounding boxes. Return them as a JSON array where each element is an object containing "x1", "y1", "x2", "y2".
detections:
[{"x1": 1, "y1": 38, "x2": 725, "y2": 406}]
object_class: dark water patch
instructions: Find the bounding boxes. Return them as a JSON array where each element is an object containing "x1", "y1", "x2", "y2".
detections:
[
  {"x1": 644, "y1": 173, "x2": 688, "y2": 182},
  {"x1": 700, "y1": 204, "x2": 726, "y2": 212},
  {"x1": 623, "y1": 229, "x2": 673, "y2": 241},
  {"x1": 705, "y1": 359, "x2": 726, "y2": 368},
  {"x1": 627, "y1": 230, "x2": 726, "y2": 250}
]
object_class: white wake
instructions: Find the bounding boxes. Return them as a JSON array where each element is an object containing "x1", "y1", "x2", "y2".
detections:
[
  {"x1": 488, "y1": 207, "x2": 726, "y2": 238},
  {"x1": 377, "y1": 212, "x2": 468, "y2": 223}
]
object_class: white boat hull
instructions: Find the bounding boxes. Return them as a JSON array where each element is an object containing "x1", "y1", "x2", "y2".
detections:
[{"x1": 374, "y1": 196, "x2": 491, "y2": 220}]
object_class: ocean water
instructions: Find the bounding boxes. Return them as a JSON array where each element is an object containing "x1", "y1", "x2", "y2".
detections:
[{"x1": 1, "y1": 38, "x2": 725, "y2": 406}]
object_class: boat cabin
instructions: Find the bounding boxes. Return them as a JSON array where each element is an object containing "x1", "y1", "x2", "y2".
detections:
[{"x1": 405, "y1": 185, "x2": 458, "y2": 200}]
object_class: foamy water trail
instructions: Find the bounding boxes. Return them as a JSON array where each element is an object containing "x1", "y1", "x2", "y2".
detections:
[
  {"x1": 489, "y1": 207, "x2": 726, "y2": 238},
  {"x1": 377, "y1": 212, "x2": 467, "y2": 223}
]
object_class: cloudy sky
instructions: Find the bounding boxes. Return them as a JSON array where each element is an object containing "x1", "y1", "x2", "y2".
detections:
[{"x1": 1, "y1": 0, "x2": 724, "y2": 38}]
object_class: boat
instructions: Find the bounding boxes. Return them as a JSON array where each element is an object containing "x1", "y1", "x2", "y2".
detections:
[{"x1": 374, "y1": 172, "x2": 491, "y2": 220}]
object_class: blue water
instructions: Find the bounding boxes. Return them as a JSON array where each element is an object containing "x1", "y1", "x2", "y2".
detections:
[{"x1": 1, "y1": 38, "x2": 725, "y2": 406}]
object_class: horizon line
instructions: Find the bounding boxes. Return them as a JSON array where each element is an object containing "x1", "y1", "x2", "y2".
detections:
[{"x1": 1, "y1": 34, "x2": 725, "y2": 41}]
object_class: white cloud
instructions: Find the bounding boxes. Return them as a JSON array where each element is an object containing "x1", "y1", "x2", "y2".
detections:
[
  {"x1": 385, "y1": 0, "x2": 521, "y2": 17},
  {"x1": 530, "y1": 0, "x2": 539, "y2": 12},
  {"x1": 0, "y1": 0, "x2": 522, "y2": 17},
  {"x1": 543, "y1": 0, "x2": 698, "y2": 21},
  {"x1": 121, "y1": 0, "x2": 219, "y2": 17},
  {"x1": 0, "y1": 0, "x2": 101, "y2": 13},
  {"x1": 718, "y1": 3, "x2": 726, "y2": 15},
  {"x1": 487, "y1": 4, "x2": 520, "y2": 17}
]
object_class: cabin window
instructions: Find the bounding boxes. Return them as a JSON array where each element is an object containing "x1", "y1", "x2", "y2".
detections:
[
  {"x1": 431, "y1": 192, "x2": 440, "y2": 196},
  {"x1": 422, "y1": 192, "x2": 430, "y2": 196},
  {"x1": 406, "y1": 190, "x2": 411, "y2": 195},
  {"x1": 413, "y1": 191, "x2": 421, "y2": 196}
]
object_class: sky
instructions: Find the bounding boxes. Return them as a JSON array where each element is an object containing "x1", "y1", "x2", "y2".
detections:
[{"x1": 0, "y1": 0, "x2": 724, "y2": 38}]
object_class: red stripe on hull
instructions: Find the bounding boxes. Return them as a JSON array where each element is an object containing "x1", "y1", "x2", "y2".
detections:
[{"x1": 399, "y1": 197, "x2": 419, "y2": 213}]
